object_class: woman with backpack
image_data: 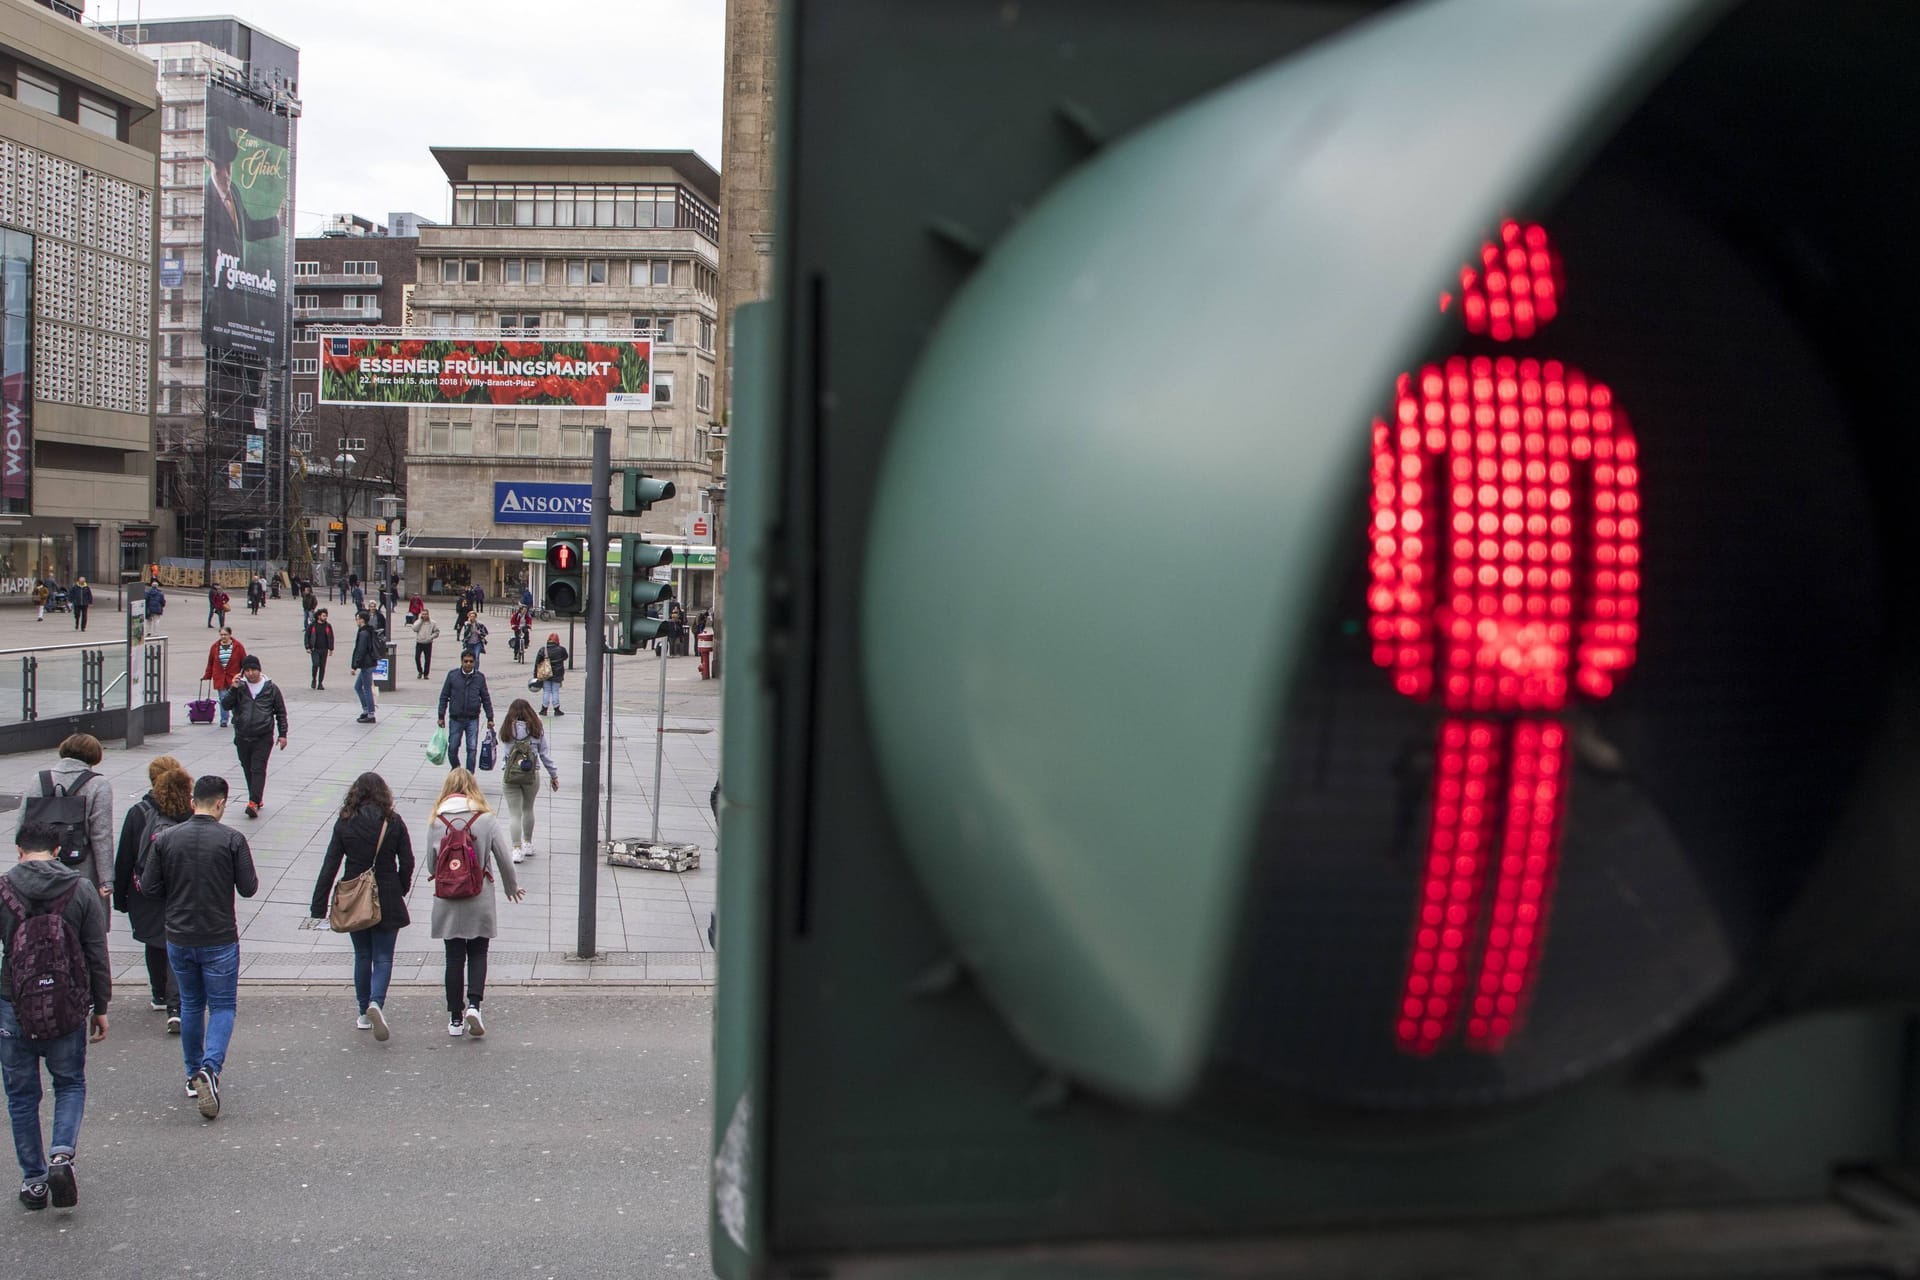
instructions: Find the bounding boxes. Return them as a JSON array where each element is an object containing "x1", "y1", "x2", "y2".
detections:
[
  {"x1": 427, "y1": 769, "x2": 524, "y2": 1038},
  {"x1": 535, "y1": 633, "x2": 569, "y2": 715},
  {"x1": 309, "y1": 772, "x2": 416, "y2": 1041},
  {"x1": 202, "y1": 627, "x2": 247, "y2": 729},
  {"x1": 112, "y1": 756, "x2": 192, "y2": 1033},
  {"x1": 498, "y1": 699, "x2": 561, "y2": 864}
]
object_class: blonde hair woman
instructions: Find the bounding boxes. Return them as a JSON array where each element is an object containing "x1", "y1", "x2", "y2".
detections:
[{"x1": 426, "y1": 769, "x2": 523, "y2": 1037}]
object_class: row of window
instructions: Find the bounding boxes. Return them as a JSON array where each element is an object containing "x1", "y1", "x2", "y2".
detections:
[
  {"x1": 418, "y1": 311, "x2": 716, "y2": 349},
  {"x1": 289, "y1": 372, "x2": 713, "y2": 420},
  {"x1": 3, "y1": 61, "x2": 123, "y2": 141},
  {"x1": 422, "y1": 419, "x2": 713, "y2": 461},
  {"x1": 433, "y1": 256, "x2": 717, "y2": 296},
  {"x1": 294, "y1": 260, "x2": 379, "y2": 277},
  {"x1": 449, "y1": 182, "x2": 717, "y2": 242},
  {"x1": 294, "y1": 294, "x2": 378, "y2": 310}
]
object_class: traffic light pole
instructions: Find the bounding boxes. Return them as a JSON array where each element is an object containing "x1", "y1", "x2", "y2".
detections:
[{"x1": 576, "y1": 426, "x2": 611, "y2": 959}]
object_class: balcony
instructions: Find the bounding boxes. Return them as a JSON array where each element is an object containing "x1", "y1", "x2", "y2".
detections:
[
  {"x1": 294, "y1": 304, "x2": 383, "y2": 322},
  {"x1": 294, "y1": 272, "x2": 385, "y2": 288}
]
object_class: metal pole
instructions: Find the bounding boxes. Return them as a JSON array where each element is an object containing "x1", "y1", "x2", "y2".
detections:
[
  {"x1": 576, "y1": 427, "x2": 611, "y2": 959},
  {"x1": 604, "y1": 639, "x2": 614, "y2": 843},
  {"x1": 652, "y1": 636, "x2": 667, "y2": 843}
]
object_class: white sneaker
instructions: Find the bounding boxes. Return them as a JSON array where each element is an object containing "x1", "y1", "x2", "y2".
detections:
[
  {"x1": 367, "y1": 1003, "x2": 389, "y2": 1042},
  {"x1": 356, "y1": 1012, "x2": 372, "y2": 1031},
  {"x1": 448, "y1": 1017, "x2": 465, "y2": 1037},
  {"x1": 463, "y1": 1005, "x2": 485, "y2": 1038},
  {"x1": 510, "y1": 844, "x2": 525, "y2": 864}
]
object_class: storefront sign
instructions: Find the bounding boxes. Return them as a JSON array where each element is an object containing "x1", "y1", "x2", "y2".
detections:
[{"x1": 495, "y1": 481, "x2": 593, "y2": 526}]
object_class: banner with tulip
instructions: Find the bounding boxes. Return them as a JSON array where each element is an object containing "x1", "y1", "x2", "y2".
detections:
[{"x1": 318, "y1": 334, "x2": 653, "y2": 409}]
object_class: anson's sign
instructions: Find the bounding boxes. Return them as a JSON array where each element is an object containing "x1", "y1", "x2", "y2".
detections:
[{"x1": 494, "y1": 481, "x2": 593, "y2": 526}]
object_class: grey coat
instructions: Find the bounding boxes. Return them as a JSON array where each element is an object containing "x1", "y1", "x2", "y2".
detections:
[
  {"x1": 26, "y1": 756, "x2": 115, "y2": 887},
  {"x1": 425, "y1": 800, "x2": 520, "y2": 940}
]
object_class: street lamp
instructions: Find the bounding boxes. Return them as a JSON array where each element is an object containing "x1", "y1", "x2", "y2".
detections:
[{"x1": 333, "y1": 452, "x2": 356, "y2": 584}]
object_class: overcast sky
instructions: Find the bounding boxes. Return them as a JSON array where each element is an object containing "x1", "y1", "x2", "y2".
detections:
[{"x1": 95, "y1": 0, "x2": 726, "y2": 234}]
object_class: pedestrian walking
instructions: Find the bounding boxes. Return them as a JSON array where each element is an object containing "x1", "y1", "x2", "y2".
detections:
[
  {"x1": 0, "y1": 822, "x2": 111, "y2": 1212},
  {"x1": 202, "y1": 626, "x2": 246, "y2": 729},
  {"x1": 32, "y1": 580, "x2": 47, "y2": 621},
  {"x1": 306, "y1": 608, "x2": 335, "y2": 690},
  {"x1": 406, "y1": 592, "x2": 424, "y2": 624},
  {"x1": 137, "y1": 775, "x2": 257, "y2": 1120},
  {"x1": 460, "y1": 613, "x2": 488, "y2": 668},
  {"x1": 350, "y1": 582, "x2": 365, "y2": 614},
  {"x1": 219, "y1": 656, "x2": 288, "y2": 819},
  {"x1": 206, "y1": 584, "x2": 228, "y2": 630},
  {"x1": 350, "y1": 610, "x2": 382, "y2": 723},
  {"x1": 143, "y1": 579, "x2": 166, "y2": 621},
  {"x1": 436, "y1": 651, "x2": 494, "y2": 772},
  {"x1": 497, "y1": 699, "x2": 560, "y2": 864},
  {"x1": 309, "y1": 773, "x2": 415, "y2": 1041},
  {"x1": 245, "y1": 577, "x2": 261, "y2": 616},
  {"x1": 111, "y1": 756, "x2": 193, "y2": 1034},
  {"x1": 19, "y1": 733, "x2": 114, "y2": 896},
  {"x1": 410, "y1": 608, "x2": 440, "y2": 679},
  {"x1": 535, "y1": 633, "x2": 569, "y2": 715},
  {"x1": 69, "y1": 577, "x2": 92, "y2": 632},
  {"x1": 426, "y1": 769, "x2": 522, "y2": 1039},
  {"x1": 300, "y1": 585, "x2": 316, "y2": 633}
]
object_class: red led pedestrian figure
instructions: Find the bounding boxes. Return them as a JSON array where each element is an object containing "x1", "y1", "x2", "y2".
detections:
[{"x1": 1369, "y1": 222, "x2": 1641, "y2": 1056}]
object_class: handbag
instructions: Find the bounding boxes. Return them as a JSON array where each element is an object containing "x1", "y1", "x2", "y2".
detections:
[
  {"x1": 328, "y1": 818, "x2": 388, "y2": 933},
  {"x1": 534, "y1": 654, "x2": 553, "y2": 681},
  {"x1": 426, "y1": 725, "x2": 448, "y2": 765},
  {"x1": 478, "y1": 727, "x2": 498, "y2": 772}
]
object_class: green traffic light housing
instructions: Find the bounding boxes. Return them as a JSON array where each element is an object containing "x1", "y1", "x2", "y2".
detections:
[
  {"x1": 613, "y1": 534, "x2": 674, "y2": 652},
  {"x1": 543, "y1": 535, "x2": 586, "y2": 616},
  {"x1": 614, "y1": 468, "x2": 676, "y2": 516}
]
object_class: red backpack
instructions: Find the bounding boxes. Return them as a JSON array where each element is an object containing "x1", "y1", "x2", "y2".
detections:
[
  {"x1": 0, "y1": 875, "x2": 91, "y2": 1039},
  {"x1": 431, "y1": 812, "x2": 490, "y2": 899}
]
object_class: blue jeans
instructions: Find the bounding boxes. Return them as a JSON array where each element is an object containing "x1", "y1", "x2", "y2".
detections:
[
  {"x1": 541, "y1": 678, "x2": 561, "y2": 710},
  {"x1": 351, "y1": 927, "x2": 398, "y2": 1013},
  {"x1": 354, "y1": 664, "x2": 376, "y2": 716},
  {"x1": 0, "y1": 998, "x2": 86, "y2": 1184},
  {"x1": 168, "y1": 942, "x2": 239, "y2": 1081},
  {"x1": 448, "y1": 717, "x2": 480, "y2": 771}
]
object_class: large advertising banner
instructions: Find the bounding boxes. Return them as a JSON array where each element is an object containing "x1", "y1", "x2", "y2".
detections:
[
  {"x1": 202, "y1": 84, "x2": 289, "y2": 357},
  {"x1": 320, "y1": 335, "x2": 653, "y2": 408},
  {"x1": 1, "y1": 228, "x2": 33, "y2": 515}
]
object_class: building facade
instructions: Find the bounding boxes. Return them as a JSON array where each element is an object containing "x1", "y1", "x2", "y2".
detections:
[
  {"x1": 0, "y1": 0, "x2": 160, "y2": 591},
  {"x1": 104, "y1": 14, "x2": 299, "y2": 570},
  {"x1": 291, "y1": 215, "x2": 425, "y2": 584},
  {"x1": 403, "y1": 148, "x2": 722, "y2": 607}
]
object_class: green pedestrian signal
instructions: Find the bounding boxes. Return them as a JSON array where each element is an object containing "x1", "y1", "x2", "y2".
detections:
[
  {"x1": 613, "y1": 535, "x2": 673, "y2": 653},
  {"x1": 543, "y1": 535, "x2": 586, "y2": 616}
]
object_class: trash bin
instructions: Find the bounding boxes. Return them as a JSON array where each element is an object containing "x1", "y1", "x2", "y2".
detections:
[{"x1": 380, "y1": 641, "x2": 399, "y2": 693}]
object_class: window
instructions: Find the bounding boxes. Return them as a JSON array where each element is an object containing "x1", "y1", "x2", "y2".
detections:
[
  {"x1": 635, "y1": 315, "x2": 675, "y2": 344},
  {"x1": 525, "y1": 259, "x2": 545, "y2": 285},
  {"x1": 430, "y1": 312, "x2": 453, "y2": 331},
  {"x1": 562, "y1": 313, "x2": 585, "y2": 333},
  {"x1": 292, "y1": 358, "x2": 318, "y2": 374},
  {"x1": 654, "y1": 373, "x2": 674, "y2": 406},
  {"x1": 588, "y1": 314, "x2": 610, "y2": 334},
  {"x1": 588, "y1": 260, "x2": 607, "y2": 285},
  {"x1": 295, "y1": 294, "x2": 319, "y2": 309},
  {"x1": 293, "y1": 432, "x2": 313, "y2": 453},
  {"x1": 297, "y1": 392, "x2": 313, "y2": 412},
  {"x1": 167, "y1": 334, "x2": 183, "y2": 359},
  {"x1": 696, "y1": 373, "x2": 711, "y2": 413},
  {"x1": 464, "y1": 259, "x2": 482, "y2": 283},
  {"x1": 566, "y1": 260, "x2": 586, "y2": 286},
  {"x1": 76, "y1": 93, "x2": 118, "y2": 138},
  {"x1": 441, "y1": 258, "x2": 462, "y2": 283},
  {"x1": 652, "y1": 260, "x2": 670, "y2": 287},
  {"x1": 500, "y1": 312, "x2": 541, "y2": 335},
  {"x1": 337, "y1": 436, "x2": 368, "y2": 453},
  {"x1": 343, "y1": 260, "x2": 377, "y2": 275},
  {"x1": 496, "y1": 421, "x2": 541, "y2": 456},
  {"x1": 429, "y1": 422, "x2": 450, "y2": 452},
  {"x1": 16, "y1": 67, "x2": 59, "y2": 115},
  {"x1": 171, "y1": 298, "x2": 184, "y2": 323},
  {"x1": 343, "y1": 294, "x2": 375, "y2": 310},
  {"x1": 454, "y1": 312, "x2": 477, "y2": 329},
  {"x1": 504, "y1": 259, "x2": 523, "y2": 284},
  {"x1": 294, "y1": 261, "x2": 320, "y2": 277},
  {"x1": 629, "y1": 261, "x2": 649, "y2": 286},
  {"x1": 625, "y1": 426, "x2": 647, "y2": 457},
  {"x1": 560, "y1": 426, "x2": 587, "y2": 457},
  {"x1": 698, "y1": 316, "x2": 716, "y2": 350},
  {"x1": 519, "y1": 424, "x2": 540, "y2": 455}
]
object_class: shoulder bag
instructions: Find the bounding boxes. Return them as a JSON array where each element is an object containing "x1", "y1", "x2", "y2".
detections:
[{"x1": 328, "y1": 816, "x2": 389, "y2": 933}]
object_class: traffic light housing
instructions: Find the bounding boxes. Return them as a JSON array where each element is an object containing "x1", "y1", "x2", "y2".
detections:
[
  {"x1": 613, "y1": 535, "x2": 673, "y2": 653},
  {"x1": 716, "y1": 0, "x2": 1920, "y2": 1275},
  {"x1": 543, "y1": 535, "x2": 585, "y2": 616},
  {"x1": 613, "y1": 467, "x2": 675, "y2": 516}
]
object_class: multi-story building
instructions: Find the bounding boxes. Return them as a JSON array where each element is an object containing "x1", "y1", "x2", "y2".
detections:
[
  {"x1": 404, "y1": 147, "x2": 722, "y2": 607},
  {"x1": 289, "y1": 214, "x2": 425, "y2": 584},
  {"x1": 0, "y1": 0, "x2": 160, "y2": 591},
  {"x1": 100, "y1": 13, "x2": 298, "y2": 569}
]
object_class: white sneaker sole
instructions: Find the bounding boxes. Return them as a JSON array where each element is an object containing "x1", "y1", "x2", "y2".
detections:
[
  {"x1": 464, "y1": 1009, "x2": 485, "y2": 1038},
  {"x1": 368, "y1": 1005, "x2": 389, "y2": 1042}
]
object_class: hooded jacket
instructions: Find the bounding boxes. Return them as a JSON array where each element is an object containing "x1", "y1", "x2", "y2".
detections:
[
  {"x1": 0, "y1": 859, "x2": 111, "y2": 1014},
  {"x1": 25, "y1": 756, "x2": 115, "y2": 888},
  {"x1": 310, "y1": 803, "x2": 416, "y2": 930},
  {"x1": 113, "y1": 769, "x2": 194, "y2": 946},
  {"x1": 221, "y1": 676, "x2": 288, "y2": 742},
  {"x1": 138, "y1": 812, "x2": 259, "y2": 947}
]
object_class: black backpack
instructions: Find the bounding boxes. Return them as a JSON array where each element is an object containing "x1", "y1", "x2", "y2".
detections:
[
  {"x1": 21, "y1": 770, "x2": 96, "y2": 870},
  {"x1": 0, "y1": 874, "x2": 91, "y2": 1039}
]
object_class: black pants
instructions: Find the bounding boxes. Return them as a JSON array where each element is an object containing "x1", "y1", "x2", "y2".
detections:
[
  {"x1": 235, "y1": 732, "x2": 272, "y2": 805},
  {"x1": 415, "y1": 642, "x2": 432, "y2": 677},
  {"x1": 145, "y1": 943, "x2": 178, "y2": 1014},
  {"x1": 72, "y1": 606, "x2": 88, "y2": 631},
  {"x1": 311, "y1": 652, "x2": 329, "y2": 688},
  {"x1": 444, "y1": 938, "x2": 489, "y2": 1015}
]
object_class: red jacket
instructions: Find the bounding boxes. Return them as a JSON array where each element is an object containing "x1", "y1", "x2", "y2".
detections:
[{"x1": 203, "y1": 637, "x2": 247, "y2": 689}]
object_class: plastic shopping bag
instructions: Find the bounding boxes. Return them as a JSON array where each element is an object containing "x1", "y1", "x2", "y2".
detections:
[{"x1": 426, "y1": 725, "x2": 448, "y2": 766}]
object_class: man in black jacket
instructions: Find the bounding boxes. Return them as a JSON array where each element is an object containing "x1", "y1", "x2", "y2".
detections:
[
  {"x1": 0, "y1": 822, "x2": 110, "y2": 1211},
  {"x1": 349, "y1": 610, "x2": 382, "y2": 724},
  {"x1": 437, "y1": 650, "x2": 495, "y2": 772},
  {"x1": 219, "y1": 655, "x2": 288, "y2": 819},
  {"x1": 138, "y1": 776, "x2": 257, "y2": 1121},
  {"x1": 306, "y1": 607, "x2": 334, "y2": 689}
]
